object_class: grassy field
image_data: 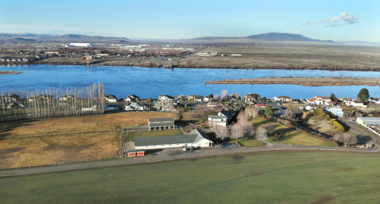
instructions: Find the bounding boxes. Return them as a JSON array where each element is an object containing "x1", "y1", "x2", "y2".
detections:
[
  {"x1": 251, "y1": 117, "x2": 335, "y2": 147},
  {"x1": 0, "y1": 112, "x2": 175, "y2": 168},
  {"x1": 124, "y1": 128, "x2": 184, "y2": 142},
  {"x1": 0, "y1": 112, "x2": 176, "y2": 138},
  {"x1": 236, "y1": 138, "x2": 266, "y2": 147},
  {"x1": 2, "y1": 151, "x2": 380, "y2": 203}
]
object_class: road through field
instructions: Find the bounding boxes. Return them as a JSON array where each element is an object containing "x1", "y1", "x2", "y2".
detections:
[{"x1": 0, "y1": 142, "x2": 378, "y2": 178}]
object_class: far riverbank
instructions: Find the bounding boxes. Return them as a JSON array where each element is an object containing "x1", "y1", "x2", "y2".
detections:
[
  {"x1": 33, "y1": 61, "x2": 380, "y2": 72},
  {"x1": 0, "y1": 71, "x2": 22, "y2": 75},
  {"x1": 207, "y1": 77, "x2": 380, "y2": 87}
]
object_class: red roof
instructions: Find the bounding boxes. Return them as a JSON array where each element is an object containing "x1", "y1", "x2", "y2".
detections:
[{"x1": 255, "y1": 103, "x2": 267, "y2": 107}]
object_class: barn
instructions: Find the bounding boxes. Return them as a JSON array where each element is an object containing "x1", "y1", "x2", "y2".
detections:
[{"x1": 134, "y1": 129, "x2": 213, "y2": 150}]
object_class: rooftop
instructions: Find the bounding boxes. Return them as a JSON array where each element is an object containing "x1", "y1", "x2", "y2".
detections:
[{"x1": 148, "y1": 118, "x2": 174, "y2": 123}]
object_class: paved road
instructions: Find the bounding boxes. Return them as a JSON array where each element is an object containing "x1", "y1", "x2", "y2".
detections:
[{"x1": 1, "y1": 142, "x2": 378, "y2": 178}]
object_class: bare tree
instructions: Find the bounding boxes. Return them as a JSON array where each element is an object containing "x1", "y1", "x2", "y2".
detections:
[
  {"x1": 245, "y1": 106, "x2": 259, "y2": 118},
  {"x1": 230, "y1": 123, "x2": 245, "y2": 142},
  {"x1": 265, "y1": 124, "x2": 275, "y2": 136},
  {"x1": 213, "y1": 94, "x2": 221, "y2": 101},
  {"x1": 221, "y1": 90, "x2": 229, "y2": 98},
  {"x1": 213, "y1": 126, "x2": 229, "y2": 140},
  {"x1": 237, "y1": 110, "x2": 249, "y2": 122},
  {"x1": 334, "y1": 133, "x2": 343, "y2": 142},
  {"x1": 334, "y1": 132, "x2": 357, "y2": 145},
  {"x1": 284, "y1": 109, "x2": 295, "y2": 120},
  {"x1": 343, "y1": 132, "x2": 357, "y2": 145},
  {"x1": 256, "y1": 127, "x2": 268, "y2": 145}
]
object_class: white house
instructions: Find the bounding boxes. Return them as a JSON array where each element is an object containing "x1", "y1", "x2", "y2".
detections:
[
  {"x1": 349, "y1": 101, "x2": 368, "y2": 107},
  {"x1": 208, "y1": 109, "x2": 236, "y2": 127},
  {"x1": 272, "y1": 96, "x2": 292, "y2": 102},
  {"x1": 158, "y1": 94, "x2": 175, "y2": 104},
  {"x1": 306, "y1": 95, "x2": 334, "y2": 105},
  {"x1": 299, "y1": 105, "x2": 315, "y2": 111},
  {"x1": 104, "y1": 94, "x2": 117, "y2": 103},
  {"x1": 134, "y1": 129, "x2": 213, "y2": 150},
  {"x1": 187, "y1": 95, "x2": 202, "y2": 102},
  {"x1": 203, "y1": 96, "x2": 210, "y2": 102},
  {"x1": 208, "y1": 115, "x2": 227, "y2": 127},
  {"x1": 324, "y1": 107, "x2": 344, "y2": 117},
  {"x1": 218, "y1": 109, "x2": 236, "y2": 121},
  {"x1": 123, "y1": 94, "x2": 140, "y2": 102},
  {"x1": 124, "y1": 102, "x2": 145, "y2": 111}
]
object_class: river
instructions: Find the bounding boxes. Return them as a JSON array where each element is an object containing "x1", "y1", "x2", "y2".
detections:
[{"x1": 0, "y1": 64, "x2": 379, "y2": 99}]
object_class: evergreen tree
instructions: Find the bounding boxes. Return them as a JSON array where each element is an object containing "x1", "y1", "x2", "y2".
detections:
[
  {"x1": 357, "y1": 88, "x2": 369, "y2": 103},
  {"x1": 264, "y1": 105, "x2": 273, "y2": 117},
  {"x1": 330, "y1": 93, "x2": 338, "y2": 102}
]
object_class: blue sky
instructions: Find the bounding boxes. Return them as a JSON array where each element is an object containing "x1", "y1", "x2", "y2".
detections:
[{"x1": 0, "y1": 0, "x2": 379, "y2": 41}]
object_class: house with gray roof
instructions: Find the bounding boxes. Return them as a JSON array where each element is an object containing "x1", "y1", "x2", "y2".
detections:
[
  {"x1": 134, "y1": 129, "x2": 213, "y2": 150},
  {"x1": 104, "y1": 94, "x2": 117, "y2": 103},
  {"x1": 208, "y1": 109, "x2": 236, "y2": 127},
  {"x1": 219, "y1": 109, "x2": 236, "y2": 120},
  {"x1": 148, "y1": 118, "x2": 175, "y2": 130}
]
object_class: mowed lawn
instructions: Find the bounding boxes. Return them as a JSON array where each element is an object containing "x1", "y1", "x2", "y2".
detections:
[
  {"x1": 124, "y1": 128, "x2": 184, "y2": 142},
  {"x1": 2, "y1": 151, "x2": 380, "y2": 204},
  {"x1": 251, "y1": 117, "x2": 336, "y2": 147},
  {"x1": 0, "y1": 112, "x2": 176, "y2": 168}
]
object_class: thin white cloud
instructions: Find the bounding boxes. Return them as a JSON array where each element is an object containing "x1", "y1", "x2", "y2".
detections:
[
  {"x1": 303, "y1": 12, "x2": 359, "y2": 27},
  {"x1": 302, "y1": 21, "x2": 313, "y2": 26}
]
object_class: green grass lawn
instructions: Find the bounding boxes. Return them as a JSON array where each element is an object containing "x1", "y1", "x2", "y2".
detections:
[
  {"x1": 124, "y1": 128, "x2": 184, "y2": 142},
  {"x1": 251, "y1": 117, "x2": 336, "y2": 147},
  {"x1": 2, "y1": 151, "x2": 380, "y2": 203},
  {"x1": 236, "y1": 138, "x2": 266, "y2": 147}
]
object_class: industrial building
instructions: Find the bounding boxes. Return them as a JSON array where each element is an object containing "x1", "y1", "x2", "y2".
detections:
[
  {"x1": 65, "y1": 43, "x2": 94, "y2": 47},
  {"x1": 356, "y1": 117, "x2": 380, "y2": 126}
]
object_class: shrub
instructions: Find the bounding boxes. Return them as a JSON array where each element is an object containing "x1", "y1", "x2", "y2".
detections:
[{"x1": 325, "y1": 115, "x2": 330, "y2": 121}]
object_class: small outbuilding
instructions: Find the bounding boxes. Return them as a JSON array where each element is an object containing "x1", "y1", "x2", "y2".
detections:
[{"x1": 148, "y1": 118, "x2": 175, "y2": 130}]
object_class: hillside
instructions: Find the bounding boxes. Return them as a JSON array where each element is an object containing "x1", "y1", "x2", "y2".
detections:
[
  {"x1": 0, "y1": 38, "x2": 37, "y2": 44},
  {"x1": 0, "y1": 33, "x2": 129, "y2": 43},
  {"x1": 246, "y1": 32, "x2": 335, "y2": 43}
]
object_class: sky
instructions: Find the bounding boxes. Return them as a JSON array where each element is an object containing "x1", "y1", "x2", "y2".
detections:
[{"x1": 0, "y1": 0, "x2": 379, "y2": 42}]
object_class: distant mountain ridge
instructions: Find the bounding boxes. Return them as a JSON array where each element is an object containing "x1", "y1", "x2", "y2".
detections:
[
  {"x1": 0, "y1": 33, "x2": 129, "y2": 43},
  {"x1": 246, "y1": 32, "x2": 335, "y2": 43},
  {"x1": 188, "y1": 32, "x2": 335, "y2": 44}
]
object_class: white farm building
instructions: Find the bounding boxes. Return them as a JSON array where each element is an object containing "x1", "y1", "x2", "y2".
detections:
[
  {"x1": 356, "y1": 117, "x2": 380, "y2": 126},
  {"x1": 66, "y1": 43, "x2": 94, "y2": 47},
  {"x1": 134, "y1": 129, "x2": 213, "y2": 150}
]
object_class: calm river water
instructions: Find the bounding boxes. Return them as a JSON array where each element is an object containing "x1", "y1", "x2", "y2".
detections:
[{"x1": 1, "y1": 64, "x2": 379, "y2": 99}]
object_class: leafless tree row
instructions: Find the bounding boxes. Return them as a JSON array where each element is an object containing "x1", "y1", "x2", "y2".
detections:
[{"x1": 0, "y1": 82, "x2": 105, "y2": 122}]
